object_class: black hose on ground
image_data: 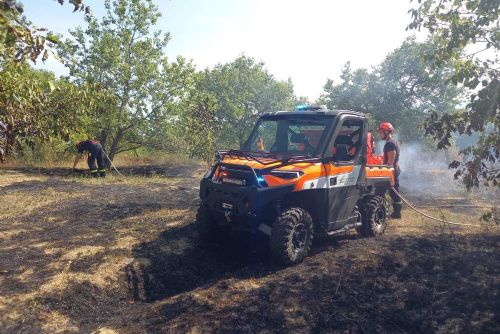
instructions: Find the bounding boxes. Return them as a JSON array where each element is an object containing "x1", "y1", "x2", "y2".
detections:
[{"x1": 391, "y1": 187, "x2": 498, "y2": 228}]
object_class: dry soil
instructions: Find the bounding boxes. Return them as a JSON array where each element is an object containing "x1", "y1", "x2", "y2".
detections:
[{"x1": 0, "y1": 164, "x2": 498, "y2": 333}]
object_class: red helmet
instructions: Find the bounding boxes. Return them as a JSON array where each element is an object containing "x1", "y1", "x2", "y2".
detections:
[{"x1": 378, "y1": 122, "x2": 394, "y2": 132}]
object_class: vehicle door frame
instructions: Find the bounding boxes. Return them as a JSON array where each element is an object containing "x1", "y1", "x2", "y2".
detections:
[{"x1": 320, "y1": 114, "x2": 367, "y2": 231}]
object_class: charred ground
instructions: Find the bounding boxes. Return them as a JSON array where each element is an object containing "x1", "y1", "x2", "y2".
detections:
[{"x1": 0, "y1": 164, "x2": 498, "y2": 333}]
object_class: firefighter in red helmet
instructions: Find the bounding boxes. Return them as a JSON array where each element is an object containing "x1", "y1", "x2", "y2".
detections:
[{"x1": 377, "y1": 122, "x2": 402, "y2": 219}]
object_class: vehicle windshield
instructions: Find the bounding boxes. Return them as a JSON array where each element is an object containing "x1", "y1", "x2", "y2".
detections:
[{"x1": 243, "y1": 115, "x2": 333, "y2": 156}]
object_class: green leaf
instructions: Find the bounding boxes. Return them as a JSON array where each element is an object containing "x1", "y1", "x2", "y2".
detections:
[
  {"x1": 46, "y1": 34, "x2": 60, "y2": 44},
  {"x1": 48, "y1": 81, "x2": 56, "y2": 92}
]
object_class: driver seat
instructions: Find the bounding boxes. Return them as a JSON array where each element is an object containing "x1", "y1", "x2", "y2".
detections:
[{"x1": 335, "y1": 144, "x2": 349, "y2": 161}]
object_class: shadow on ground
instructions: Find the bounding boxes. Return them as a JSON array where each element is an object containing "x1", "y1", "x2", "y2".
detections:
[
  {"x1": 0, "y1": 163, "x2": 202, "y2": 178},
  {"x1": 130, "y1": 230, "x2": 500, "y2": 333},
  {"x1": 0, "y1": 175, "x2": 198, "y2": 334},
  {"x1": 2, "y1": 171, "x2": 499, "y2": 334},
  {"x1": 127, "y1": 223, "x2": 277, "y2": 302},
  {"x1": 0, "y1": 181, "x2": 166, "y2": 288},
  {"x1": 126, "y1": 219, "x2": 356, "y2": 303}
]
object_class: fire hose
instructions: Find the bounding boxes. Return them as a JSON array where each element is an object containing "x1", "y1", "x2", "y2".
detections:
[
  {"x1": 391, "y1": 187, "x2": 498, "y2": 228},
  {"x1": 102, "y1": 150, "x2": 125, "y2": 178}
]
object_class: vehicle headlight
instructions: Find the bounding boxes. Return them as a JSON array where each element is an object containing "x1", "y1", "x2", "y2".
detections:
[{"x1": 270, "y1": 171, "x2": 304, "y2": 179}]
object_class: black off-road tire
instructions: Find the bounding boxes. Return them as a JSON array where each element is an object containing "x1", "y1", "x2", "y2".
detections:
[
  {"x1": 358, "y1": 195, "x2": 388, "y2": 237},
  {"x1": 270, "y1": 207, "x2": 314, "y2": 265},
  {"x1": 194, "y1": 202, "x2": 221, "y2": 248}
]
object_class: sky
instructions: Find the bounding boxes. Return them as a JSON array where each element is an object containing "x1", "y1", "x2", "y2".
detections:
[{"x1": 22, "y1": 0, "x2": 418, "y2": 100}]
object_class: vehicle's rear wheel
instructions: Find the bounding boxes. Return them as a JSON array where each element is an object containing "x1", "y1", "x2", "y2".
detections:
[
  {"x1": 194, "y1": 202, "x2": 221, "y2": 247},
  {"x1": 270, "y1": 207, "x2": 313, "y2": 265},
  {"x1": 358, "y1": 195, "x2": 388, "y2": 237}
]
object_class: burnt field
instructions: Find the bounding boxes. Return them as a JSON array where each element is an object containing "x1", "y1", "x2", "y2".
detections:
[{"x1": 0, "y1": 164, "x2": 499, "y2": 333}]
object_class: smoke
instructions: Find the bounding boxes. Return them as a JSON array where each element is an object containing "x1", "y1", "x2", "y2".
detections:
[
  {"x1": 379, "y1": 141, "x2": 468, "y2": 201},
  {"x1": 397, "y1": 142, "x2": 453, "y2": 172}
]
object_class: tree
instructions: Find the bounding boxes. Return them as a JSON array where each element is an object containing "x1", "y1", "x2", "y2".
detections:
[
  {"x1": 1, "y1": 0, "x2": 92, "y2": 162},
  {"x1": 0, "y1": 0, "x2": 89, "y2": 65},
  {"x1": 408, "y1": 0, "x2": 499, "y2": 188},
  {"x1": 320, "y1": 63, "x2": 378, "y2": 113},
  {"x1": 182, "y1": 92, "x2": 219, "y2": 165},
  {"x1": 320, "y1": 38, "x2": 461, "y2": 142},
  {"x1": 0, "y1": 62, "x2": 109, "y2": 160},
  {"x1": 200, "y1": 55, "x2": 296, "y2": 148},
  {"x1": 58, "y1": 0, "x2": 196, "y2": 160}
]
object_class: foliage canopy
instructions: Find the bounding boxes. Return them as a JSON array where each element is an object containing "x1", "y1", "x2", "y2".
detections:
[
  {"x1": 408, "y1": 0, "x2": 499, "y2": 188},
  {"x1": 320, "y1": 38, "x2": 461, "y2": 142},
  {"x1": 200, "y1": 55, "x2": 296, "y2": 148},
  {"x1": 58, "y1": 0, "x2": 197, "y2": 160}
]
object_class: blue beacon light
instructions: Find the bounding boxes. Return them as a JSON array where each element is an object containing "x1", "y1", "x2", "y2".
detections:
[
  {"x1": 295, "y1": 104, "x2": 309, "y2": 111},
  {"x1": 256, "y1": 175, "x2": 268, "y2": 187}
]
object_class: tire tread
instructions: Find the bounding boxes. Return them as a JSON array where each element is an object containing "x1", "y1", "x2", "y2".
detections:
[
  {"x1": 359, "y1": 195, "x2": 388, "y2": 237},
  {"x1": 270, "y1": 207, "x2": 314, "y2": 265}
]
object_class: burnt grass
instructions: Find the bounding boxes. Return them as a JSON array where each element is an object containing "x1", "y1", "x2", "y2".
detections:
[
  {"x1": 0, "y1": 164, "x2": 499, "y2": 333},
  {"x1": 4, "y1": 164, "x2": 197, "y2": 178},
  {"x1": 134, "y1": 230, "x2": 499, "y2": 333}
]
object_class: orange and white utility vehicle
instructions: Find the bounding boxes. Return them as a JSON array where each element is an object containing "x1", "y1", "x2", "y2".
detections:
[{"x1": 197, "y1": 105, "x2": 394, "y2": 265}]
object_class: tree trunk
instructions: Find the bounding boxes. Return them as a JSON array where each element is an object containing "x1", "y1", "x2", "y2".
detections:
[
  {"x1": 5, "y1": 123, "x2": 16, "y2": 157},
  {"x1": 0, "y1": 124, "x2": 5, "y2": 163},
  {"x1": 108, "y1": 128, "x2": 125, "y2": 163},
  {"x1": 106, "y1": 81, "x2": 131, "y2": 165},
  {"x1": 98, "y1": 129, "x2": 109, "y2": 153}
]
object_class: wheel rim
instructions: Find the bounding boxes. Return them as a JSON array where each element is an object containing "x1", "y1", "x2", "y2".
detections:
[
  {"x1": 291, "y1": 223, "x2": 307, "y2": 254},
  {"x1": 374, "y1": 207, "x2": 386, "y2": 226}
]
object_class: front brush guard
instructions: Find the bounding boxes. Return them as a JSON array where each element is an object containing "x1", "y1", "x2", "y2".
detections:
[{"x1": 200, "y1": 162, "x2": 294, "y2": 216}]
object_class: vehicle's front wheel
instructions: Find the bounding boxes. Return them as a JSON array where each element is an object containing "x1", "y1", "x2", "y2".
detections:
[
  {"x1": 270, "y1": 207, "x2": 313, "y2": 265},
  {"x1": 194, "y1": 202, "x2": 221, "y2": 247},
  {"x1": 358, "y1": 195, "x2": 388, "y2": 237}
]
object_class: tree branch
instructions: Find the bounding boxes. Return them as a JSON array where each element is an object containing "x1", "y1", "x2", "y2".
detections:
[{"x1": 115, "y1": 145, "x2": 142, "y2": 154}]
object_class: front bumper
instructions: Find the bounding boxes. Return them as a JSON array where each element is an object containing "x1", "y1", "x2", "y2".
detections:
[{"x1": 200, "y1": 178, "x2": 294, "y2": 217}]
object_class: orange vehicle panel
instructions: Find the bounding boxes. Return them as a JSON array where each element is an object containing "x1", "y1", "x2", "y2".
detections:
[
  {"x1": 220, "y1": 157, "x2": 361, "y2": 191},
  {"x1": 263, "y1": 163, "x2": 357, "y2": 190},
  {"x1": 221, "y1": 154, "x2": 392, "y2": 190},
  {"x1": 365, "y1": 166, "x2": 395, "y2": 186}
]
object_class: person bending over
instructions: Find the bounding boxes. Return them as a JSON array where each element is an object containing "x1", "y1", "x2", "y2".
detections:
[{"x1": 73, "y1": 139, "x2": 107, "y2": 177}]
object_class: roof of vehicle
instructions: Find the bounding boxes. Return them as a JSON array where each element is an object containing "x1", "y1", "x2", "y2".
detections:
[{"x1": 260, "y1": 109, "x2": 366, "y2": 118}]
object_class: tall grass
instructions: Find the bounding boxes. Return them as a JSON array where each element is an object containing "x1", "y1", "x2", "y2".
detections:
[{"x1": 2, "y1": 141, "x2": 198, "y2": 169}]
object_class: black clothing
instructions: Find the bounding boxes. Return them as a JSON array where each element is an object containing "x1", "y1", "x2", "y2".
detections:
[
  {"x1": 77, "y1": 140, "x2": 102, "y2": 156},
  {"x1": 383, "y1": 139, "x2": 400, "y2": 168},
  {"x1": 376, "y1": 138, "x2": 402, "y2": 216},
  {"x1": 77, "y1": 140, "x2": 106, "y2": 177},
  {"x1": 390, "y1": 168, "x2": 401, "y2": 213},
  {"x1": 87, "y1": 154, "x2": 106, "y2": 177},
  {"x1": 382, "y1": 138, "x2": 401, "y2": 192},
  {"x1": 375, "y1": 169, "x2": 401, "y2": 211}
]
